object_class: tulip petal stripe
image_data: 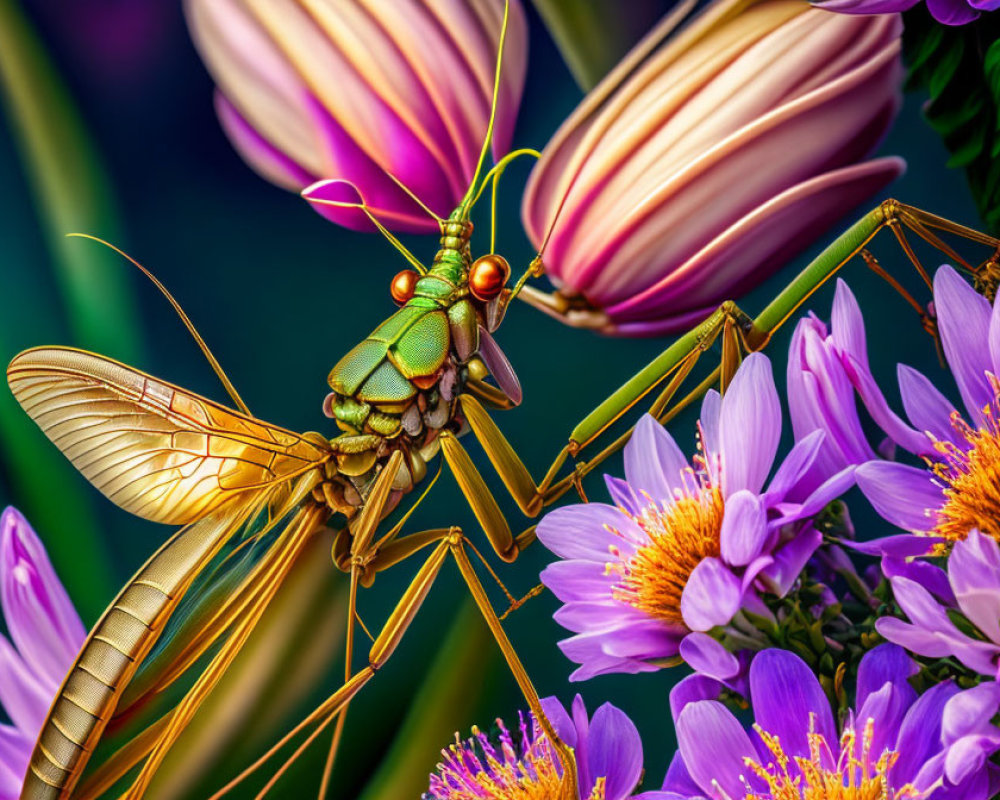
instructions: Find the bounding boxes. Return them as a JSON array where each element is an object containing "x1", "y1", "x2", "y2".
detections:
[{"x1": 6, "y1": 347, "x2": 331, "y2": 525}]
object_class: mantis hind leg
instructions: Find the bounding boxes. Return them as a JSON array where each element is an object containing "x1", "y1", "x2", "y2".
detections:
[{"x1": 205, "y1": 524, "x2": 579, "y2": 800}]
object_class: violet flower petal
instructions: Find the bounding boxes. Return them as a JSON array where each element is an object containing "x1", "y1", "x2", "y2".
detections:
[
  {"x1": 537, "y1": 504, "x2": 634, "y2": 561},
  {"x1": 624, "y1": 415, "x2": 691, "y2": 501},
  {"x1": 676, "y1": 701, "x2": 757, "y2": 800},
  {"x1": 881, "y1": 557, "x2": 956, "y2": 605},
  {"x1": 758, "y1": 527, "x2": 821, "y2": 597},
  {"x1": 926, "y1": 0, "x2": 981, "y2": 24},
  {"x1": 855, "y1": 461, "x2": 942, "y2": 532},
  {"x1": 718, "y1": 354, "x2": 781, "y2": 496},
  {"x1": 0, "y1": 636, "x2": 52, "y2": 739},
  {"x1": 949, "y1": 530, "x2": 1000, "y2": 644},
  {"x1": 699, "y1": 390, "x2": 722, "y2": 486},
  {"x1": 669, "y1": 674, "x2": 724, "y2": 723},
  {"x1": 894, "y1": 680, "x2": 960, "y2": 787},
  {"x1": 942, "y1": 682, "x2": 1000, "y2": 745},
  {"x1": 749, "y1": 649, "x2": 837, "y2": 756},
  {"x1": 897, "y1": 364, "x2": 961, "y2": 447},
  {"x1": 855, "y1": 643, "x2": 916, "y2": 712},
  {"x1": 539, "y1": 696, "x2": 577, "y2": 750},
  {"x1": 935, "y1": 265, "x2": 993, "y2": 423},
  {"x1": 719, "y1": 490, "x2": 767, "y2": 567},
  {"x1": 0, "y1": 508, "x2": 85, "y2": 687},
  {"x1": 680, "y1": 558, "x2": 742, "y2": 631},
  {"x1": 763, "y1": 429, "x2": 825, "y2": 504},
  {"x1": 539, "y1": 560, "x2": 615, "y2": 603},
  {"x1": 680, "y1": 632, "x2": 741, "y2": 681},
  {"x1": 586, "y1": 703, "x2": 644, "y2": 800}
]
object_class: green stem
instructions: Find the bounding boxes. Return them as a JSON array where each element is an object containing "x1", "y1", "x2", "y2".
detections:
[
  {"x1": 531, "y1": 0, "x2": 641, "y2": 90},
  {"x1": 0, "y1": 0, "x2": 147, "y2": 616},
  {"x1": 0, "y1": 0, "x2": 143, "y2": 362}
]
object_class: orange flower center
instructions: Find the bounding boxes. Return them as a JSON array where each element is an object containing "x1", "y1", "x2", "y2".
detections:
[
  {"x1": 743, "y1": 719, "x2": 920, "y2": 800},
  {"x1": 931, "y1": 400, "x2": 1000, "y2": 546},
  {"x1": 611, "y1": 484, "x2": 724, "y2": 624}
]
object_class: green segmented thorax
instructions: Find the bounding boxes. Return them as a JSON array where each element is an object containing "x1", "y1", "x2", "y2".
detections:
[{"x1": 326, "y1": 214, "x2": 475, "y2": 417}]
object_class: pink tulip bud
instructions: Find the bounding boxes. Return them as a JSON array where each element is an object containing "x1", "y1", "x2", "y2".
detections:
[
  {"x1": 522, "y1": 0, "x2": 905, "y2": 336},
  {"x1": 185, "y1": 0, "x2": 527, "y2": 233}
]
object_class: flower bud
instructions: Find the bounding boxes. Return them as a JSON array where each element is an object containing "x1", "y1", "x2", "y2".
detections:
[
  {"x1": 185, "y1": 0, "x2": 527, "y2": 232},
  {"x1": 522, "y1": 0, "x2": 904, "y2": 335}
]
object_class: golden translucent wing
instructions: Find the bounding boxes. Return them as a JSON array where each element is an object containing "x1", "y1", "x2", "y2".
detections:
[{"x1": 6, "y1": 347, "x2": 331, "y2": 525}]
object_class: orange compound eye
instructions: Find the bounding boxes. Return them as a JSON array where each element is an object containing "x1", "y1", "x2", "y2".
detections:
[
  {"x1": 390, "y1": 270, "x2": 419, "y2": 305},
  {"x1": 469, "y1": 254, "x2": 510, "y2": 302}
]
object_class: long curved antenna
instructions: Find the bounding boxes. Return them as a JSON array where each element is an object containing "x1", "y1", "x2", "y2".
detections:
[
  {"x1": 302, "y1": 180, "x2": 428, "y2": 275},
  {"x1": 458, "y1": 0, "x2": 511, "y2": 216},
  {"x1": 469, "y1": 148, "x2": 540, "y2": 252},
  {"x1": 66, "y1": 234, "x2": 252, "y2": 416},
  {"x1": 384, "y1": 170, "x2": 444, "y2": 228}
]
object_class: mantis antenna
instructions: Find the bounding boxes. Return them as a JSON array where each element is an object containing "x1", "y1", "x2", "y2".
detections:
[
  {"x1": 303, "y1": 180, "x2": 428, "y2": 275},
  {"x1": 469, "y1": 147, "x2": 541, "y2": 252},
  {"x1": 66, "y1": 233, "x2": 252, "y2": 416},
  {"x1": 459, "y1": 0, "x2": 511, "y2": 217},
  {"x1": 384, "y1": 170, "x2": 444, "y2": 227}
]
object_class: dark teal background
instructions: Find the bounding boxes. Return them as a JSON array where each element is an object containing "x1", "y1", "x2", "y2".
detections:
[{"x1": 0, "y1": 2, "x2": 986, "y2": 796}]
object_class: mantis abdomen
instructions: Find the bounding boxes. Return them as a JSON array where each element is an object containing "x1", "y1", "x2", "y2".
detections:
[{"x1": 24, "y1": 512, "x2": 241, "y2": 799}]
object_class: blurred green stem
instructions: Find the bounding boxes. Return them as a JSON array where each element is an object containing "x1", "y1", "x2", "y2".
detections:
[
  {"x1": 531, "y1": 0, "x2": 662, "y2": 90},
  {"x1": 0, "y1": 0, "x2": 146, "y2": 615},
  {"x1": 359, "y1": 600, "x2": 496, "y2": 800},
  {"x1": 0, "y1": 0, "x2": 143, "y2": 362}
]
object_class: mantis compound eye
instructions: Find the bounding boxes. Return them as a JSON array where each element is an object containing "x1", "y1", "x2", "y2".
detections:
[
  {"x1": 390, "y1": 269, "x2": 419, "y2": 305},
  {"x1": 469, "y1": 254, "x2": 510, "y2": 302}
]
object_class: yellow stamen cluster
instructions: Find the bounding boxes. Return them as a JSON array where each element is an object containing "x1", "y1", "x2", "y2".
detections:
[
  {"x1": 931, "y1": 401, "x2": 1000, "y2": 545},
  {"x1": 434, "y1": 724, "x2": 582, "y2": 800},
  {"x1": 611, "y1": 479, "x2": 725, "y2": 624},
  {"x1": 743, "y1": 718, "x2": 920, "y2": 800}
]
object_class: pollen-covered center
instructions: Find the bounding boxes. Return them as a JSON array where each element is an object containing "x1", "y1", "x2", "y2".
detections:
[
  {"x1": 611, "y1": 485, "x2": 724, "y2": 624},
  {"x1": 931, "y1": 402, "x2": 1000, "y2": 545},
  {"x1": 426, "y1": 717, "x2": 592, "y2": 800},
  {"x1": 743, "y1": 719, "x2": 919, "y2": 800}
]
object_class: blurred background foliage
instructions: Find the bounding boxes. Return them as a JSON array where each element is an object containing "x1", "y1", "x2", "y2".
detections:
[{"x1": 0, "y1": 0, "x2": 990, "y2": 797}]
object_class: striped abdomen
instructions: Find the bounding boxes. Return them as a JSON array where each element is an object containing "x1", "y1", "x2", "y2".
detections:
[{"x1": 22, "y1": 512, "x2": 241, "y2": 799}]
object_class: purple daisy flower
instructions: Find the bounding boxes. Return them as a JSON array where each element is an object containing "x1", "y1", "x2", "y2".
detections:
[
  {"x1": 878, "y1": 529, "x2": 1000, "y2": 678},
  {"x1": 0, "y1": 507, "x2": 85, "y2": 798},
  {"x1": 636, "y1": 645, "x2": 1000, "y2": 800},
  {"x1": 538, "y1": 353, "x2": 855, "y2": 681},
  {"x1": 425, "y1": 695, "x2": 643, "y2": 800},
  {"x1": 788, "y1": 267, "x2": 1000, "y2": 557},
  {"x1": 815, "y1": 0, "x2": 998, "y2": 27}
]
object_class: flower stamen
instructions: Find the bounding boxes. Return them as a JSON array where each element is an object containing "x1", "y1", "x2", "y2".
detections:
[
  {"x1": 611, "y1": 475, "x2": 724, "y2": 623},
  {"x1": 931, "y1": 395, "x2": 1000, "y2": 545},
  {"x1": 742, "y1": 718, "x2": 920, "y2": 800},
  {"x1": 426, "y1": 715, "x2": 573, "y2": 800}
]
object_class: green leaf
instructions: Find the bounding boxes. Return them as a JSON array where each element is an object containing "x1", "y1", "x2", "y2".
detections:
[
  {"x1": 903, "y1": 6, "x2": 1000, "y2": 233},
  {"x1": 928, "y1": 36, "x2": 964, "y2": 98},
  {"x1": 0, "y1": 0, "x2": 144, "y2": 363}
]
